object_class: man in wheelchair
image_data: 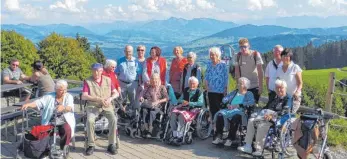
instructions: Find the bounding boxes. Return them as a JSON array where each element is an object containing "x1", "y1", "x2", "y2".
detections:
[
  {"x1": 238, "y1": 79, "x2": 296, "y2": 157},
  {"x1": 139, "y1": 73, "x2": 169, "y2": 138},
  {"x1": 212, "y1": 77, "x2": 255, "y2": 146},
  {"x1": 169, "y1": 76, "x2": 204, "y2": 145},
  {"x1": 82, "y1": 63, "x2": 120, "y2": 156}
]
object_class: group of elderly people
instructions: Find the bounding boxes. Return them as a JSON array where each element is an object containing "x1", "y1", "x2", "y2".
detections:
[{"x1": 11, "y1": 36, "x2": 304, "y2": 157}]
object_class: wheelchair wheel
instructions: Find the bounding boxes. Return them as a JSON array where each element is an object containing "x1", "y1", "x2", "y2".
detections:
[
  {"x1": 185, "y1": 132, "x2": 193, "y2": 144},
  {"x1": 196, "y1": 109, "x2": 212, "y2": 140},
  {"x1": 280, "y1": 120, "x2": 295, "y2": 157},
  {"x1": 95, "y1": 130, "x2": 102, "y2": 135}
]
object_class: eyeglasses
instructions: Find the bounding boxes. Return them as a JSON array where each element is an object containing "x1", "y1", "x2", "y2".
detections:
[
  {"x1": 137, "y1": 49, "x2": 144, "y2": 51},
  {"x1": 11, "y1": 64, "x2": 19, "y2": 67},
  {"x1": 239, "y1": 46, "x2": 248, "y2": 49}
]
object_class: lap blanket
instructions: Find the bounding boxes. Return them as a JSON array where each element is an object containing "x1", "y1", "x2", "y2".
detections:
[{"x1": 172, "y1": 107, "x2": 200, "y2": 122}]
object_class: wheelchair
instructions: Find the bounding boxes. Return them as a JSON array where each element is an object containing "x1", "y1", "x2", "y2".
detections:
[
  {"x1": 255, "y1": 106, "x2": 296, "y2": 159},
  {"x1": 125, "y1": 84, "x2": 175, "y2": 139},
  {"x1": 213, "y1": 105, "x2": 254, "y2": 147},
  {"x1": 162, "y1": 104, "x2": 212, "y2": 145},
  {"x1": 124, "y1": 100, "x2": 169, "y2": 140}
]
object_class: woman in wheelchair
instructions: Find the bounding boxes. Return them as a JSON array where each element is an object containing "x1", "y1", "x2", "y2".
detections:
[
  {"x1": 212, "y1": 77, "x2": 255, "y2": 146},
  {"x1": 169, "y1": 76, "x2": 203, "y2": 145},
  {"x1": 139, "y1": 73, "x2": 169, "y2": 138},
  {"x1": 238, "y1": 79, "x2": 295, "y2": 157}
]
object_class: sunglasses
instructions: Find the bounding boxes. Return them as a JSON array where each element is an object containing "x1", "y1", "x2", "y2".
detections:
[
  {"x1": 137, "y1": 49, "x2": 144, "y2": 51},
  {"x1": 187, "y1": 56, "x2": 193, "y2": 59},
  {"x1": 239, "y1": 46, "x2": 249, "y2": 49}
]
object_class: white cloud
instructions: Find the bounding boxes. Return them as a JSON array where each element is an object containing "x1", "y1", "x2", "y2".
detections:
[
  {"x1": 308, "y1": 0, "x2": 323, "y2": 6},
  {"x1": 49, "y1": 0, "x2": 88, "y2": 13},
  {"x1": 196, "y1": 0, "x2": 215, "y2": 10},
  {"x1": 248, "y1": 0, "x2": 275, "y2": 11},
  {"x1": 4, "y1": 0, "x2": 20, "y2": 11}
]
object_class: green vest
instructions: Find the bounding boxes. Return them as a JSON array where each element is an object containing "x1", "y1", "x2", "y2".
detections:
[{"x1": 85, "y1": 75, "x2": 113, "y2": 111}]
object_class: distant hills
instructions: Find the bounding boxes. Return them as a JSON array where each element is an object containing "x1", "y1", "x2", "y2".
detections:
[{"x1": 2, "y1": 17, "x2": 347, "y2": 60}]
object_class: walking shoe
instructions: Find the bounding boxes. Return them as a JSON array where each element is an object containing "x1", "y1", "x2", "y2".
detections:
[
  {"x1": 107, "y1": 144, "x2": 117, "y2": 155},
  {"x1": 237, "y1": 144, "x2": 252, "y2": 154},
  {"x1": 212, "y1": 137, "x2": 223, "y2": 145},
  {"x1": 146, "y1": 132, "x2": 152, "y2": 138},
  {"x1": 85, "y1": 146, "x2": 94, "y2": 156},
  {"x1": 252, "y1": 151, "x2": 262, "y2": 157},
  {"x1": 224, "y1": 139, "x2": 233, "y2": 147}
]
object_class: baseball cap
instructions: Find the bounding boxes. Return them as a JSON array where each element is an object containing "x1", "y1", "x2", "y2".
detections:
[{"x1": 91, "y1": 63, "x2": 103, "y2": 70}]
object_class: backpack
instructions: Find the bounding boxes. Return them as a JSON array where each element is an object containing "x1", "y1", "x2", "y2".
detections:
[{"x1": 229, "y1": 51, "x2": 260, "y2": 78}]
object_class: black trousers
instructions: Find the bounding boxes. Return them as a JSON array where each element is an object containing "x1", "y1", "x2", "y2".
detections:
[
  {"x1": 267, "y1": 90, "x2": 277, "y2": 105},
  {"x1": 247, "y1": 87, "x2": 260, "y2": 104},
  {"x1": 215, "y1": 114, "x2": 242, "y2": 140},
  {"x1": 174, "y1": 92, "x2": 181, "y2": 100},
  {"x1": 207, "y1": 92, "x2": 224, "y2": 120}
]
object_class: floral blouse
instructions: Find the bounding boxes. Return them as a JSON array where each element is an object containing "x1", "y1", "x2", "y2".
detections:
[
  {"x1": 140, "y1": 85, "x2": 168, "y2": 103},
  {"x1": 204, "y1": 61, "x2": 228, "y2": 93}
]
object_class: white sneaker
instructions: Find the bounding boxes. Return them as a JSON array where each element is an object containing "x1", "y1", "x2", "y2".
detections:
[
  {"x1": 252, "y1": 151, "x2": 262, "y2": 156},
  {"x1": 224, "y1": 139, "x2": 233, "y2": 147},
  {"x1": 238, "y1": 144, "x2": 252, "y2": 154},
  {"x1": 212, "y1": 138, "x2": 223, "y2": 145}
]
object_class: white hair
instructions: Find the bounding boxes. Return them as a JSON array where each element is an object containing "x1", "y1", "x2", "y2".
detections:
[
  {"x1": 209, "y1": 47, "x2": 222, "y2": 60},
  {"x1": 151, "y1": 73, "x2": 161, "y2": 85},
  {"x1": 187, "y1": 52, "x2": 197, "y2": 60},
  {"x1": 275, "y1": 79, "x2": 287, "y2": 88},
  {"x1": 238, "y1": 77, "x2": 250, "y2": 89},
  {"x1": 105, "y1": 59, "x2": 117, "y2": 68},
  {"x1": 273, "y1": 45, "x2": 284, "y2": 52},
  {"x1": 188, "y1": 76, "x2": 199, "y2": 84},
  {"x1": 137, "y1": 45, "x2": 146, "y2": 51},
  {"x1": 55, "y1": 80, "x2": 68, "y2": 90},
  {"x1": 124, "y1": 45, "x2": 133, "y2": 51}
]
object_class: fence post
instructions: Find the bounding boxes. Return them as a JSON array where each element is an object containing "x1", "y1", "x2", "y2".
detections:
[{"x1": 325, "y1": 72, "x2": 335, "y2": 112}]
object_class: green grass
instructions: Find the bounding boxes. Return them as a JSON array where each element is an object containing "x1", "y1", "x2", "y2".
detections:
[
  {"x1": 303, "y1": 67, "x2": 347, "y2": 86},
  {"x1": 328, "y1": 119, "x2": 347, "y2": 149}
]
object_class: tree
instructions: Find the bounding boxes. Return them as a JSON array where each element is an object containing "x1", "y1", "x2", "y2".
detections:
[
  {"x1": 1, "y1": 30, "x2": 39, "y2": 75},
  {"x1": 91, "y1": 44, "x2": 106, "y2": 64},
  {"x1": 38, "y1": 33, "x2": 95, "y2": 80},
  {"x1": 76, "y1": 33, "x2": 90, "y2": 51}
]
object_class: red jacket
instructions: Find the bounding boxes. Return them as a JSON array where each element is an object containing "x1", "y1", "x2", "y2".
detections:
[
  {"x1": 102, "y1": 70, "x2": 120, "y2": 89},
  {"x1": 146, "y1": 57, "x2": 167, "y2": 85}
]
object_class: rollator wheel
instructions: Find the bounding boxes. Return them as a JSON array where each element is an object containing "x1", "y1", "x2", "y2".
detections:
[
  {"x1": 63, "y1": 145, "x2": 70, "y2": 159},
  {"x1": 323, "y1": 152, "x2": 333, "y2": 159}
]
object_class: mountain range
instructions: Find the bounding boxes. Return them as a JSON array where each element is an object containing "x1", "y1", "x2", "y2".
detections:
[{"x1": 2, "y1": 17, "x2": 347, "y2": 60}]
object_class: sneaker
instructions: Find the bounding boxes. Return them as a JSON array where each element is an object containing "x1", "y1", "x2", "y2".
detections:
[
  {"x1": 224, "y1": 139, "x2": 233, "y2": 147},
  {"x1": 238, "y1": 144, "x2": 252, "y2": 154},
  {"x1": 212, "y1": 137, "x2": 223, "y2": 145},
  {"x1": 107, "y1": 144, "x2": 117, "y2": 155},
  {"x1": 252, "y1": 151, "x2": 262, "y2": 156},
  {"x1": 146, "y1": 132, "x2": 152, "y2": 138},
  {"x1": 85, "y1": 146, "x2": 94, "y2": 156}
]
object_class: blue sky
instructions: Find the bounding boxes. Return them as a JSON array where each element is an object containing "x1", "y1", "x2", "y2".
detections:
[{"x1": 1, "y1": 0, "x2": 347, "y2": 25}]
